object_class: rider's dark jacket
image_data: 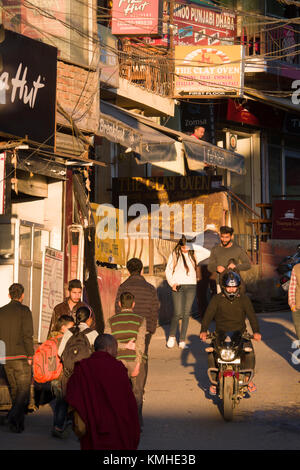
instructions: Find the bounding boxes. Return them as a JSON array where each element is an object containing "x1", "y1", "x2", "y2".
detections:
[{"x1": 200, "y1": 293, "x2": 260, "y2": 334}]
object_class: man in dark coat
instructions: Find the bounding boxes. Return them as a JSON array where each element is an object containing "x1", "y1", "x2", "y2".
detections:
[
  {"x1": 0, "y1": 283, "x2": 34, "y2": 433},
  {"x1": 66, "y1": 334, "x2": 140, "y2": 450},
  {"x1": 114, "y1": 258, "x2": 159, "y2": 427}
]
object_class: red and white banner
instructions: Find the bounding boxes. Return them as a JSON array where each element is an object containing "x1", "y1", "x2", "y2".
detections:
[
  {"x1": 111, "y1": 0, "x2": 163, "y2": 36},
  {"x1": 146, "y1": 0, "x2": 236, "y2": 46}
]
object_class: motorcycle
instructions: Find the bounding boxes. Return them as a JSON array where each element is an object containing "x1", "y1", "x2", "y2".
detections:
[
  {"x1": 205, "y1": 331, "x2": 254, "y2": 422},
  {"x1": 276, "y1": 244, "x2": 300, "y2": 294}
]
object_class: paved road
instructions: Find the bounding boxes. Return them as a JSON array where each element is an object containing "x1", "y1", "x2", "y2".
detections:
[{"x1": 1, "y1": 311, "x2": 300, "y2": 450}]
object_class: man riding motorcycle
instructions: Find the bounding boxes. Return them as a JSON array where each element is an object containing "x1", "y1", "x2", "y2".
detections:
[{"x1": 200, "y1": 271, "x2": 262, "y2": 395}]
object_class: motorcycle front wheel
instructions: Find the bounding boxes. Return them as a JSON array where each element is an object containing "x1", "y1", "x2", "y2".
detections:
[{"x1": 223, "y1": 376, "x2": 234, "y2": 421}]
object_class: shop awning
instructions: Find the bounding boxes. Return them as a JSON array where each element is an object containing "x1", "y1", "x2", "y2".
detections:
[
  {"x1": 181, "y1": 137, "x2": 246, "y2": 175},
  {"x1": 125, "y1": 112, "x2": 246, "y2": 175},
  {"x1": 245, "y1": 90, "x2": 300, "y2": 114},
  {"x1": 98, "y1": 101, "x2": 177, "y2": 163},
  {"x1": 99, "y1": 101, "x2": 245, "y2": 174}
]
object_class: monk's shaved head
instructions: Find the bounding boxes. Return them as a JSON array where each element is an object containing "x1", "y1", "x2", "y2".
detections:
[{"x1": 94, "y1": 334, "x2": 118, "y2": 357}]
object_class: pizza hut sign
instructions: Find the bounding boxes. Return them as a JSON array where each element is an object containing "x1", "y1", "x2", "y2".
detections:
[{"x1": 112, "y1": 0, "x2": 163, "y2": 36}]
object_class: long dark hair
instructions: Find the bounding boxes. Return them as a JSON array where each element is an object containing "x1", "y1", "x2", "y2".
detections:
[
  {"x1": 73, "y1": 306, "x2": 91, "y2": 336},
  {"x1": 172, "y1": 235, "x2": 197, "y2": 275}
]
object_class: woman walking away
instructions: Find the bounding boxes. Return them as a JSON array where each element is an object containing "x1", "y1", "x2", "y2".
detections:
[{"x1": 165, "y1": 236, "x2": 210, "y2": 349}]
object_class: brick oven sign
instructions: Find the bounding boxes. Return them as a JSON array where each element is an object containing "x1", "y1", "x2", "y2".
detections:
[
  {"x1": 272, "y1": 200, "x2": 300, "y2": 239},
  {"x1": 0, "y1": 29, "x2": 57, "y2": 146},
  {"x1": 112, "y1": 0, "x2": 163, "y2": 36}
]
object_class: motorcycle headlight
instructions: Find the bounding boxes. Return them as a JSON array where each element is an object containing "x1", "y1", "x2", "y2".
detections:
[{"x1": 220, "y1": 349, "x2": 235, "y2": 361}]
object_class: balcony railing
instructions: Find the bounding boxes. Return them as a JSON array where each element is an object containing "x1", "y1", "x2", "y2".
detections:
[
  {"x1": 118, "y1": 44, "x2": 173, "y2": 97},
  {"x1": 240, "y1": 20, "x2": 300, "y2": 67}
]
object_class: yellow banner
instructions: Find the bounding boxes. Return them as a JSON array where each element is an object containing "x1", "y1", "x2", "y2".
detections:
[
  {"x1": 91, "y1": 203, "x2": 125, "y2": 266},
  {"x1": 174, "y1": 45, "x2": 244, "y2": 98}
]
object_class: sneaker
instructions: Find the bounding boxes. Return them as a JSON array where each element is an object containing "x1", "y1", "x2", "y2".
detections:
[
  {"x1": 51, "y1": 426, "x2": 70, "y2": 439},
  {"x1": 167, "y1": 336, "x2": 175, "y2": 348},
  {"x1": 179, "y1": 341, "x2": 188, "y2": 349},
  {"x1": 9, "y1": 422, "x2": 24, "y2": 433},
  {"x1": 247, "y1": 381, "x2": 257, "y2": 393}
]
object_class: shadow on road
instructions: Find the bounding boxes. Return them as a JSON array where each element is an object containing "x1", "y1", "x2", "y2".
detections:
[
  {"x1": 258, "y1": 313, "x2": 300, "y2": 372},
  {"x1": 180, "y1": 333, "x2": 219, "y2": 404}
]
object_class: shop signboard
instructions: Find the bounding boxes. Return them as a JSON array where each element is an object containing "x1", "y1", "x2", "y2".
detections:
[
  {"x1": 146, "y1": 0, "x2": 236, "y2": 46},
  {"x1": 38, "y1": 247, "x2": 64, "y2": 343},
  {"x1": 174, "y1": 45, "x2": 245, "y2": 98},
  {"x1": 0, "y1": 29, "x2": 57, "y2": 146},
  {"x1": 111, "y1": 0, "x2": 163, "y2": 36},
  {"x1": 112, "y1": 175, "x2": 223, "y2": 209},
  {"x1": 272, "y1": 200, "x2": 300, "y2": 239}
]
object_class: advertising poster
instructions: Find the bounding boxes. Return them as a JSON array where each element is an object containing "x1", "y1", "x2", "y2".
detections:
[
  {"x1": 147, "y1": 0, "x2": 236, "y2": 47},
  {"x1": 38, "y1": 247, "x2": 64, "y2": 343},
  {"x1": 111, "y1": 0, "x2": 163, "y2": 36},
  {"x1": 91, "y1": 203, "x2": 125, "y2": 266},
  {"x1": 272, "y1": 201, "x2": 300, "y2": 239},
  {"x1": 174, "y1": 45, "x2": 245, "y2": 98}
]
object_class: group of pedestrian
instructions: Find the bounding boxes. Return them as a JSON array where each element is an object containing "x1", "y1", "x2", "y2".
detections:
[
  {"x1": 1, "y1": 223, "x2": 285, "y2": 449},
  {"x1": 0, "y1": 256, "x2": 159, "y2": 450}
]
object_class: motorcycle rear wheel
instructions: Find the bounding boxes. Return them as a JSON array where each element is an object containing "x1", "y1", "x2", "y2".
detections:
[{"x1": 223, "y1": 376, "x2": 234, "y2": 421}]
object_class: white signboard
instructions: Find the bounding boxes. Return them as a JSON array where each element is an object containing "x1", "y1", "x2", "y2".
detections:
[{"x1": 38, "y1": 247, "x2": 64, "y2": 343}]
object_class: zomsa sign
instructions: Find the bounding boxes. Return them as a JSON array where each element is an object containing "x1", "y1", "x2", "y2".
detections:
[{"x1": 111, "y1": 0, "x2": 163, "y2": 36}]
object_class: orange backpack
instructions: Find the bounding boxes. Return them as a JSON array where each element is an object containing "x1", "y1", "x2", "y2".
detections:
[{"x1": 33, "y1": 335, "x2": 63, "y2": 383}]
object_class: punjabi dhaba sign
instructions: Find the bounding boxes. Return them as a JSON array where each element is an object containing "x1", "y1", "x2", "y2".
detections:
[
  {"x1": 147, "y1": 0, "x2": 236, "y2": 47},
  {"x1": 111, "y1": 0, "x2": 163, "y2": 36},
  {"x1": 174, "y1": 45, "x2": 244, "y2": 98}
]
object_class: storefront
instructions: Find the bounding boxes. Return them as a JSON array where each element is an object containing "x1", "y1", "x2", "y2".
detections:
[{"x1": 0, "y1": 29, "x2": 63, "y2": 340}]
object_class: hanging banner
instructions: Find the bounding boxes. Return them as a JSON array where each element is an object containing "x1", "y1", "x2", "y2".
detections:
[
  {"x1": 146, "y1": 0, "x2": 236, "y2": 47},
  {"x1": 111, "y1": 0, "x2": 163, "y2": 36},
  {"x1": 174, "y1": 45, "x2": 245, "y2": 98},
  {"x1": 38, "y1": 247, "x2": 64, "y2": 343}
]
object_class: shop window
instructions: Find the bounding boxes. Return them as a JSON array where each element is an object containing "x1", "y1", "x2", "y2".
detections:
[
  {"x1": 230, "y1": 135, "x2": 252, "y2": 208},
  {"x1": 19, "y1": 225, "x2": 31, "y2": 262},
  {"x1": 285, "y1": 155, "x2": 300, "y2": 199},
  {"x1": 265, "y1": 0, "x2": 286, "y2": 17},
  {"x1": 0, "y1": 223, "x2": 14, "y2": 259},
  {"x1": 268, "y1": 145, "x2": 282, "y2": 200}
]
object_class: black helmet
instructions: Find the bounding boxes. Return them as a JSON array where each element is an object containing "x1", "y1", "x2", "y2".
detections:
[{"x1": 222, "y1": 271, "x2": 241, "y2": 301}]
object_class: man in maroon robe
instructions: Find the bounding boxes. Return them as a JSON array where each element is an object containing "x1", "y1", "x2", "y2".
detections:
[{"x1": 66, "y1": 334, "x2": 140, "y2": 450}]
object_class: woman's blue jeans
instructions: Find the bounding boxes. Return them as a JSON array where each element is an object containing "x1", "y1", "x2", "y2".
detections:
[{"x1": 170, "y1": 284, "x2": 197, "y2": 341}]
